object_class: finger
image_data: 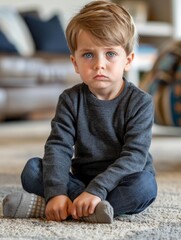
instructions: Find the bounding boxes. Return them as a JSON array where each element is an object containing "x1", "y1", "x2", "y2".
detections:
[
  {"x1": 67, "y1": 202, "x2": 72, "y2": 216},
  {"x1": 59, "y1": 208, "x2": 68, "y2": 221},
  {"x1": 46, "y1": 211, "x2": 55, "y2": 221},
  {"x1": 82, "y1": 203, "x2": 89, "y2": 217},
  {"x1": 45, "y1": 209, "x2": 52, "y2": 221},
  {"x1": 54, "y1": 211, "x2": 63, "y2": 221},
  {"x1": 76, "y1": 203, "x2": 84, "y2": 218},
  {"x1": 71, "y1": 205, "x2": 78, "y2": 219},
  {"x1": 46, "y1": 213, "x2": 51, "y2": 221},
  {"x1": 46, "y1": 208, "x2": 61, "y2": 222},
  {"x1": 88, "y1": 202, "x2": 96, "y2": 215}
]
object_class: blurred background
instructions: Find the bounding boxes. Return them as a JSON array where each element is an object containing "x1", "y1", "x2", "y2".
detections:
[{"x1": 0, "y1": 0, "x2": 181, "y2": 180}]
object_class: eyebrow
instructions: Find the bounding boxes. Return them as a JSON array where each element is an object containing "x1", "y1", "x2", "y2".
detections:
[
  {"x1": 79, "y1": 47, "x2": 119, "y2": 52},
  {"x1": 79, "y1": 48, "x2": 93, "y2": 52}
]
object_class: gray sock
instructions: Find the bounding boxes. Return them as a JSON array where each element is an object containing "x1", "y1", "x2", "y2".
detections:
[
  {"x1": 3, "y1": 191, "x2": 45, "y2": 218},
  {"x1": 81, "y1": 201, "x2": 114, "y2": 224}
]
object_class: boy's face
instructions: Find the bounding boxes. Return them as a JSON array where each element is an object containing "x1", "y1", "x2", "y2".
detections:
[{"x1": 71, "y1": 30, "x2": 134, "y2": 100}]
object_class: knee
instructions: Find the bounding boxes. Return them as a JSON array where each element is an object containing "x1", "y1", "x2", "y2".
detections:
[
  {"x1": 127, "y1": 171, "x2": 157, "y2": 198},
  {"x1": 128, "y1": 171, "x2": 157, "y2": 213},
  {"x1": 136, "y1": 171, "x2": 157, "y2": 198},
  {"x1": 107, "y1": 171, "x2": 157, "y2": 216},
  {"x1": 21, "y1": 157, "x2": 42, "y2": 190}
]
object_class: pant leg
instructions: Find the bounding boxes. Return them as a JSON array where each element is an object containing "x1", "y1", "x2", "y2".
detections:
[
  {"x1": 21, "y1": 157, "x2": 85, "y2": 201},
  {"x1": 106, "y1": 171, "x2": 157, "y2": 217},
  {"x1": 21, "y1": 157, "x2": 44, "y2": 197}
]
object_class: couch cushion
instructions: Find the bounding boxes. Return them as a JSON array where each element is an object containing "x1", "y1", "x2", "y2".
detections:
[
  {"x1": 0, "y1": 55, "x2": 79, "y2": 86},
  {"x1": 23, "y1": 14, "x2": 69, "y2": 54},
  {"x1": 0, "y1": 31, "x2": 17, "y2": 53},
  {"x1": 0, "y1": 7, "x2": 35, "y2": 56}
]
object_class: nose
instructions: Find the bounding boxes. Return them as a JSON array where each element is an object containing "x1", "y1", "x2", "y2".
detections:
[{"x1": 93, "y1": 56, "x2": 105, "y2": 70}]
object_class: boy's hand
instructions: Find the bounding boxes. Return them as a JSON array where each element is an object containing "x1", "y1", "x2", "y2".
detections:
[
  {"x1": 71, "y1": 192, "x2": 101, "y2": 219},
  {"x1": 45, "y1": 195, "x2": 72, "y2": 221}
]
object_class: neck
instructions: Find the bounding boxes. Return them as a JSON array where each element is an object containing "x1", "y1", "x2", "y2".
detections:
[{"x1": 90, "y1": 81, "x2": 125, "y2": 100}]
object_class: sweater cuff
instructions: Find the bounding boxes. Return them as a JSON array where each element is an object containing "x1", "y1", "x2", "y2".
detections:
[
  {"x1": 85, "y1": 182, "x2": 107, "y2": 201},
  {"x1": 44, "y1": 184, "x2": 68, "y2": 203}
]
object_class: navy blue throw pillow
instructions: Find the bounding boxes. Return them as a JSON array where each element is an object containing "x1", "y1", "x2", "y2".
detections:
[
  {"x1": 0, "y1": 31, "x2": 18, "y2": 53},
  {"x1": 23, "y1": 15, "x2": 69, "y2": 54}
]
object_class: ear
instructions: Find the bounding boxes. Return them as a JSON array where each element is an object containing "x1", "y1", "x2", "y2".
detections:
[
  {"x1": 70, "y1": 55, "x2": 79, "y2": 74},
  {"x1": 124, "y1": 52, "x2": 134, "y2": 72}
]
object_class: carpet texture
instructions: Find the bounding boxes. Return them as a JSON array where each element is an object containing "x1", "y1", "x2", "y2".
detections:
[{"x1": 0, "y1": 172, "x2": 181, "y2": 240}]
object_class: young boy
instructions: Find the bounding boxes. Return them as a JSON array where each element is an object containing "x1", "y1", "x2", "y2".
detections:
[{"x1": 3, "y1": 0, "x2": 157, "y2": 224}]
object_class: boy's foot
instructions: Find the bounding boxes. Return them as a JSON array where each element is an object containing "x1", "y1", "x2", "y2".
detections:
[
  {"x1": 3, "y1": 191, "x2": 45, "y2": 218},
  {"x1": 81, "y1": 201, "x2": 114, "y2": 224}
]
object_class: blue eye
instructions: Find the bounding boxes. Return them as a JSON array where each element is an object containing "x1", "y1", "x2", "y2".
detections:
[
  {"x1": 106, "y1": 51, "x2": 116, "y2": 57},
  {"x1": 83, "y1": 52, "x2": 93, "y2": 58}
]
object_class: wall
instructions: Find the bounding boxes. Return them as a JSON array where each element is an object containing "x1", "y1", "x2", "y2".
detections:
[
  {"x1": 0, "y1": 0, "x2": 92, "y2": 28},
  {"x1": 172, "y1": 0, "x2": 181, "y2": 39}
]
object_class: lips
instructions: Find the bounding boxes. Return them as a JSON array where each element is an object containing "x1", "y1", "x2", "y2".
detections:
[{"x1": 93, "y1": 74, "x2": 108, "y2": 80}]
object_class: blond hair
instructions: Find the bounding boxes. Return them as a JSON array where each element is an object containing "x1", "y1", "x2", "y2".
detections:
[{"x1": 66, "y1": 0, "x2": 137, "y2": 55}]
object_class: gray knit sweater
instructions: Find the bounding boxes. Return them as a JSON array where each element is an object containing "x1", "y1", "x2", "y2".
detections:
[{"x1": 43, "y1": 79, "x2": 155, "y2": 202}]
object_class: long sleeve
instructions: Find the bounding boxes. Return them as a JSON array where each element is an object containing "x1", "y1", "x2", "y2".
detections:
[{"x1": 43, "y1": 93, "x2": 76, "y2": 203}]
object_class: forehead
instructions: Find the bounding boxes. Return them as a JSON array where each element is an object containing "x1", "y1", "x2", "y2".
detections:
[
  {"x1": 76, "y1": 30, "x2": 122, "y2": 50},
  {"x1": 77, "y1": 30, "x2": 99, "y2": 46}
]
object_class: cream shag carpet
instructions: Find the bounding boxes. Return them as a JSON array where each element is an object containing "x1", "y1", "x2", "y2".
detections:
[{"x1": 0, "y1": 172, "x2": 181, "y2": 240}]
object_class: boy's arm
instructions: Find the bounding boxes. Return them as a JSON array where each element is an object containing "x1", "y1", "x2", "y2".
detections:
[
  {"x1": 43, "y1": 93, "x2": 76, "y2": 203},
  {"x1": 85, "y1": 94, "x2": 154, "y2": 201}
]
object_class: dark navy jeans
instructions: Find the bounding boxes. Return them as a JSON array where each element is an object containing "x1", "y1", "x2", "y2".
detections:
[{"x1": 21, "y1": 157, "x2": 157, "y2": 217}]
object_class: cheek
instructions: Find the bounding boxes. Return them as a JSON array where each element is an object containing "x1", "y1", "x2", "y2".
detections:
[
  {"x1": 73, "y1": 62, "x2": 81, "y2": 74},
  {"x1": 77, "y1": 62, "x2": 90, "y2": 74},
  {"x1": 75, "y1": 65, "x2": 86, "y2": 77},
  {"x1": 111, "y1": 62, "x2": 125, "y2": 74},
  {"x1": 118, "y1": 59, "x2": 130, "y2": 72},
  {"x1": 71, "y1": 58, "x2": 79, "y2": 74}
]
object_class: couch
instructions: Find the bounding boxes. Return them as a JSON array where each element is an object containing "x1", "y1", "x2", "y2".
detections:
[
  {"x1": 0, "y1": 53, "x2": 80, "y2": 121},
  {"x1": 0, "y1": 8, "x2": 79, "y2": 121}
]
